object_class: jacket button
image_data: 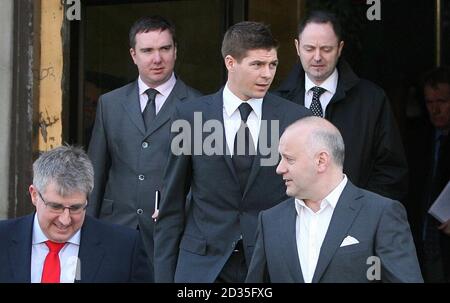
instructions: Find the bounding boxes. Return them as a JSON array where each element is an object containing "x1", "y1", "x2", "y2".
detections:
[
  {"x1": 137, "y1": 209, "x2": 144, "y2": 215},
  {"x1": 138, "y1": 174, "x2": 145, "y2": 181},
  {"x1": 142, "y1": 142, "x2": 149, "y2": 149}
]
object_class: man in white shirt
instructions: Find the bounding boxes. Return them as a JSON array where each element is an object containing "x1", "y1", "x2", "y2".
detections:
[
  {"x1": 246, "y1": 116, "x2": 423, "y2": 283},
  {"x1": 154, "y1": 21, "x2": 311, "y2": 283},
  {"x1": 87, "y1": 16, "x2": 201, "y2": 279},
  {"x1": 276, "y1": 10, "x2": 408, "y2": 202},
  {"x1": 0, "y1": 145, "x2": 152, "y2": 283}
]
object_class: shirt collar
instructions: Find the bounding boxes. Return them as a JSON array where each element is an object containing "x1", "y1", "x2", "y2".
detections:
[
  {"x1": 32, "y1": 213, "x2": 81, "y2": 246},
  {"x1": 305, "y1": 68, "x2": 338, "y2": 95},
  {"x1": 138, "y1": 73, "x2": 176, "y2": 97},
  {"x1": 223, "y1": 83, "x2": 263, "y2": 119},
  {"x1": 294, "y1": 174, "x2": 348, "y2": 214}
]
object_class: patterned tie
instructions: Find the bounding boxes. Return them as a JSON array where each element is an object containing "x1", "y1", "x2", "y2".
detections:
[
  {"x1": 310, "y1": 86, "x2": 326, "y2": 117},
  {"x1": 143, "y1": 88, "x2": 159, "y2": 130},
  {"x1": 232, "y1": 102, "x2": 255, "y2": 194},
  {"x1": 41, "y1": 240, "x2": 66, "y2": 283}
]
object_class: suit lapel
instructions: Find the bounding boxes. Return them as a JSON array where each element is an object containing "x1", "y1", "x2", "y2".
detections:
[
  {"x1": 312, "y1": 181, "x2": 363, "y2": 282},
  {"x1": 121, "y1": 81, "x2": 146, "y2": 135},
  {"x1": 77, "y1": 217, "x2": 105, "y2": 283},
  {"x1": 243, "y1": 95, "x2": 280, "y2": 198},
  {"x1": 9, "y1": 214, "x2": 33, "y2": 282},
  {"x1": 280, "y1": 199, "x2": 305, "y2": 282},
  {"x1": 145, "y1": 79, "x2": 187, "y2": 138}
]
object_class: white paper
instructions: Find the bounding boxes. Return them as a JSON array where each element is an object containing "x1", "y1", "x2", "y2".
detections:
[{"x1": 428, "y1": 181, "x2": 450, "y2": 223}]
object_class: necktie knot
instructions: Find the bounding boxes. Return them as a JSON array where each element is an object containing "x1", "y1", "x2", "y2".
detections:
[
  {"x1": 144, "y1": 88, "x2": 159, "y2": 102},
  {"x1": 238, "y1": 102, "x2": 253, "y2": 123},
  {"x1": 312, "y1": 86, "x2": 326, "y2": 97},
  {"x1": 45, "y1": 240, "x2": 65, "y2": 253}
]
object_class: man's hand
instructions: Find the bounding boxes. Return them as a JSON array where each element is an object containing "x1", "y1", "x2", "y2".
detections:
[{"x1": 438, "y1": 219, "x2": 450, "y2": 236}]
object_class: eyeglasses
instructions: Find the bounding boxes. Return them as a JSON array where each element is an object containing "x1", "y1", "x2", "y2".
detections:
[{"x1": 37, "y1": 191, "x2": 88, "y2": 215}]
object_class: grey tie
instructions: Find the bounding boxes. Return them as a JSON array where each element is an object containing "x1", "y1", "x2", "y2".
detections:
[
  {"x1": 143, "y1": 88, "x2": 158, "y2": 130},
  {"x1": 310, "y1": 86, "x2": 326, "y2": 117}
]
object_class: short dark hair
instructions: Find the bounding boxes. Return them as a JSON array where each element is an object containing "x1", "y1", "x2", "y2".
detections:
[
  {"x1": 129, "y1": 15, "x2": 176, "y2": 49},
  {"x1": 422, "y1": 66, "x2": 450, "y2": 89},
  {"x1": 221, "y1": 21, "x2": 278, "y2": 62},
  {"x1": 298, "y1": 10, "x2": 342, "y2": 42}
]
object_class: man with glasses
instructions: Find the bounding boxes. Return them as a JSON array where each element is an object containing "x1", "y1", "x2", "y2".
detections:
[
  {"x1": 0, "y1": 145, "x2": 152, "y2": 283},
  {"x1": 275, "y1": 10, "x2": 408, "y2": 201}
]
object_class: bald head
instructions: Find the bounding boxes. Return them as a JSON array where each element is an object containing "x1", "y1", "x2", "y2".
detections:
[{"x1": 282, "y1": 116, "x2": 345, "y2": 168}]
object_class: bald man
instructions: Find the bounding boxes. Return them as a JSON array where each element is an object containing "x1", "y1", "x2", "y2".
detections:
[{"x1": 246, "y1": 117, "x2": 422, "y2": 283}]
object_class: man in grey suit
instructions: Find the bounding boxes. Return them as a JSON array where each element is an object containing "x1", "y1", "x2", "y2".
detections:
[
  {"x1": 154, "y1": 21, "x2": 311, "y2": 283},
  {"x1": 87, "y1": 16, "x2": 201, "y2": 278},
  {"x1": 246, "y1": 116, "x2": 423, "y2": 283}
]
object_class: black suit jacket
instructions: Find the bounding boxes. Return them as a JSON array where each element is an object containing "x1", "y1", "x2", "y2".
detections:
[
  {"x1": 276, "y1": 60, "x2": 408, "y2": 201},
  {"x1": 246, "y1": 181, "x2": 423, "y2": 283},
  {"x1": 406, "y1": 119, "x2": 450, "y2": 278},
  {"x1": 87, "y1": 77, "x2": 201, "y2": 272},
  {"x1": 0, "y1": 214, "x2": 152, "y2": 283},
  {"x1": 154, "y1": 89, "x2": 311, "y2": 282}
]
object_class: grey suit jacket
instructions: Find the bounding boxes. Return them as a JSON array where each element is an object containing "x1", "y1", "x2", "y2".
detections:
[
  {"x1": 87, "y1": 77, "x2": 201, "y2": 273},
  {"x1": 154, "y1": 89, "x2": 311, "y2": 282},
  {"x1": 246, "y1": 181, "x2": 423, "y2": 283}
]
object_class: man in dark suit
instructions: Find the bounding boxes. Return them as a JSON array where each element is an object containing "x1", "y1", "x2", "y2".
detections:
[
  {"x1": 406, "y1": 66, "x2": 450, "y2": 282},
  {"x1": 87, "y1": 16, "x2": 201, "y2": 276},
  {"x1": 246, "y1": 117, "x2": 422, "y2": 283},
  {"x1": 275, "y1": 10, "x2": 408, "y2": 201},
  {"x1": 154, "y1": 21, "x2": 311, "y2": 282},
  {"x1": 0, "y1": 146, "x2": 152, "y2": 283}
]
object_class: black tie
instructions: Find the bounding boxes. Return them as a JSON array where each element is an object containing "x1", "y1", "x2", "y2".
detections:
[
  {"x1": 232, "y1": 103, "x2": 255, "y2": 194},
  {"x1": 143, "y1": 88, "x2": 158, "y2": 130},
  {"x1": 310, "y1": 86, "x2": 326, "y2": 117}
]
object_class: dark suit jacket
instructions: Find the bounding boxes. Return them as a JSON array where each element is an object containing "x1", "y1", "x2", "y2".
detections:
[
  {"x1": 154, "y1": 89, "x2": 311, "y2": 282},
  {"x1": 406, "y1": 119, "x2": 450, "y2": 278},
  {"x1": 87, "y1": 77, "x2": 201, "y2": 272},
  {"x1": 0, "y1": 214, "x2": 153, "y2": 283},
  {"x1": 275, "y1": 60, "x2": 408, "y2": 201},
  {"x1": 246, "y1": 181, "x2": 423, "y2": 283}
]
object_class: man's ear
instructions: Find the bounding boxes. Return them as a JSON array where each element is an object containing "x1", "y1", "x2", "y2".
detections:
[
  {"x1": 224, "y1": 55, "x2": 236, "y2": 72},
  {"x1": 337, "y1": 40, "x2": 344, "y2": 58},
  {"x1": 29, "y1": 185, "x2": 38, "y2": 207},
  {"x1": 294, "y1": 38, "x2": 300, "y2": 56},
  {"x1": 130, "y1": 48, "x2": 137, "y2": 64},
  {"x1": 316, "y1": 150, "x2": 330, "y2": 173}
]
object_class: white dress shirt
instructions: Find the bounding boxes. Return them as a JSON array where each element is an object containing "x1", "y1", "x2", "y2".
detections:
[
  {"x1": 304, "y1": 68, "x2": 338, "y2": 116},
  {"x1": 138, "y1": 73, "x2": 176, "y2": 114},
  {"x1": 31, "y1": 214, "x2": 81, "y2": 283},
  {"x1": 223, "y1": 83, "x2": 262, "y2": 156},
  {"x1": 295, "y1": 175, "x2": 348, "y2": 283}
]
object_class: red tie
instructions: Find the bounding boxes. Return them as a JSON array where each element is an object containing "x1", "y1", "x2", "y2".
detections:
[{"x1": 41, "y1": 240, "x2": 66, "y2": 283}]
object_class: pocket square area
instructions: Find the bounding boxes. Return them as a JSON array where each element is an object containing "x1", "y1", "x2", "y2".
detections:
[{"x1": 340, "y1": 235, "x2": 359, "y2": 247}]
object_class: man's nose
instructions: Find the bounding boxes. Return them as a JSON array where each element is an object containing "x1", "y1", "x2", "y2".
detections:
[
  {"x1": 58, "y1": 209, "x2": 72, "y2": 225},
  {"x1": 153, "y1": 51, "x2": 162, "y2": 63},
  {"x1": 276, "y1": 160, "x2": 285, "y2": 175},
  {"x1": 313, "y1": 49, "x2": 322, "y2": 62}
]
